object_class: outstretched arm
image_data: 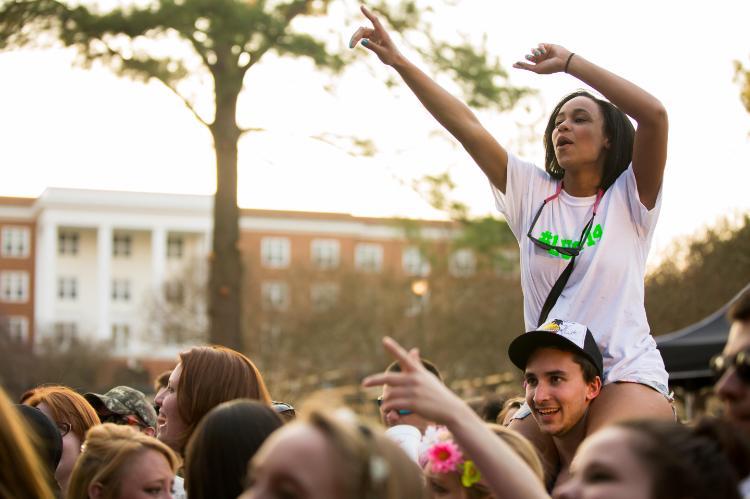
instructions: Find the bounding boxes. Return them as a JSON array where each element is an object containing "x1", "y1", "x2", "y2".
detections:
[
  {"x1": 350, "y1": 5, "x2": 509, "y2": 192},
  {"x1": 363, "y1": 337, "x2": 549, "y2": 499},
  {"x1": 514, "y1": 44, "x2": 668, "y2": 209}
]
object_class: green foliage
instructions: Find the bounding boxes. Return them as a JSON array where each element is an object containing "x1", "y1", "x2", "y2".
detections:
[
  {"x1": 735, "y1": 59, "x2": 750, "y2": 114},
  {"x1": 368, "y1": 0, "x2": 533, "y2": 112},
  {"x1": 422, "y1": 34, "x2": 532, "y2": 111},
  {"x1": 646, "y1": 213, "x2": 750, "y2": 335},
  {"x1": 0, "y1": 0, "x2": 345, "y2": 119},
  {"x1": 405, "y1": 169, "x2": 516, "y2": 270}
]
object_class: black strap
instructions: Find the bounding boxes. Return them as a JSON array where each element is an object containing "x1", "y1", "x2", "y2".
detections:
[{"x1": 537, "y1": 255, "x2": 577, "y2": 327}]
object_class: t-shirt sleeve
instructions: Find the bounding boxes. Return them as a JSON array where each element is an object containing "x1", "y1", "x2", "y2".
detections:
[
  {"x1": 489, "y1": 152, "x2": 545, "y2": 241},
  {"x1": 621, "y1": 164, "x2": 662, "y2": 238}
]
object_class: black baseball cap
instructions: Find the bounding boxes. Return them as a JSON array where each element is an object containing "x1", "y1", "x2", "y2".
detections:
[{"x1": 508, "y1": 319, "x2": 604, "y2": 379}]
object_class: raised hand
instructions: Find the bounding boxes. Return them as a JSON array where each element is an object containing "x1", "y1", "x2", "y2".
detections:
[
  {"x1": 349, "y1": 5, "x2": 404, "y2": 67},
  {"x1": 512, "y1": 43, "x2": 574, "y2": 75},
  {"x1": 362, "y1": 337, "x2": 467, "y2": 425}
]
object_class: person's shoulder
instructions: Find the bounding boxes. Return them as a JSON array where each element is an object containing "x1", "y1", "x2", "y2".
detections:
[{"x1": 507, "y1": 152, "x2": 550, "y2": 185}]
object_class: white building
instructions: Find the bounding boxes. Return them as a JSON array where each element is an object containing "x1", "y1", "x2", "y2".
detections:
[{"x1": 1, "y1": 187, "x2": 477, "y2": 363}]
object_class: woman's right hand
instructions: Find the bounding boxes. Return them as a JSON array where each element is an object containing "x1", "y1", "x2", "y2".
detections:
[{"x1": 349, "y1": 5, "x2": 404, "y2": 67}]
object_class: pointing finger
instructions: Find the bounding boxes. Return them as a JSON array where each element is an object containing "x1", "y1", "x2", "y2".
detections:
[{"x1": 382, "y1": 336, "x2": 422, "y2": 373}]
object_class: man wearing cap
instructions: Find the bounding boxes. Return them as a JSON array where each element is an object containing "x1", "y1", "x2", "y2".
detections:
[
  {"x1": 84, "y1": 386, "x2": 158, "y2": 436},
  {"x1": 508, "y1": 319, "x2": 603, "y2": 488}
]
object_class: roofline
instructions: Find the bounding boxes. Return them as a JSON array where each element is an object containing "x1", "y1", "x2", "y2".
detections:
[
  {"x1": 656, "y1": 282, "x2": 750, "y2": 342},
  {"x1": 0, "y1": 187, "x2": 461, "y2": 227}
]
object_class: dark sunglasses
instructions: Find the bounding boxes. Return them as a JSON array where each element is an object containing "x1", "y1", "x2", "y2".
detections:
[
  {"x1": 527, "y1": 184, "x2": 604, "y2": 258},
  {"x1": 376, "y1": 397, "x2": 412, "y2": 416},
  {"x1": 711, "y1": 349, "x2": 750, "y2": 383}
]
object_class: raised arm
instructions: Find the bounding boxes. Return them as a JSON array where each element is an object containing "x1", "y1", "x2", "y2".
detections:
[
  {"x1": 350, "y1": 5, "x2": 509, "y2": 192},
  {"x1": 363, "y1": 337, "x2": 549, "y2": 499},
  {"x1": 514, "y1": 44, "x2": 668, "y2": 209}
]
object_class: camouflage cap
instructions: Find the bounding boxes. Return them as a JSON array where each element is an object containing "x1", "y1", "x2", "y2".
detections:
[{"x1": 85, "y1": 386, "x2": 157, "y2": 429}]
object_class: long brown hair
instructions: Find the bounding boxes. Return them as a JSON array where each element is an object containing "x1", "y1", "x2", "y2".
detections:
[
  {"x1": 176, "y1": 345, "x2": 271, "y2": 450},
  {"x1": 23, "y1": 385, "x2": 100, "y2": 440},
  {"x1": 0, "y1": 386, "x2": 55, "y2": 499}
]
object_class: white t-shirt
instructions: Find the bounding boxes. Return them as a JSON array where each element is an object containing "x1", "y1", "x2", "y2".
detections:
[{"x1": 491, "y1": 153, "x2": 668, "y2": 391}]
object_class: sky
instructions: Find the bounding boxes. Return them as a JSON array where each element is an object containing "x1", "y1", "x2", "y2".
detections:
[{"x1": 1, "y1": 0, "x2": 749, "y2": 264}]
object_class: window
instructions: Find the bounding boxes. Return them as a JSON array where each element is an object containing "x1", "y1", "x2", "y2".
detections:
[
  {"x1": 164, "y1": 281, "x2": 185, "y2": 304},
  {"x1": 167, "y1": 235, "x2": 184, "y2": 259},
  {"x1": 1, "y1": 271, "x2": 29, "y2": 303},
  {"x1": 111, "y1": 323, "x2": 131, "y2": 350},
  {"x1": 7, "y1": 316, "x2": 29, "y2": 343},
  {"x1": 449, "y1": 249, "x2": 476, "y2": 277},
  {"x1": 261, "y1": 237, "x2": 290, "y2": 268},
  {"x1": 58, "y1": 277, "x2": 78, "y2": 300},
  {"x1": 113, "y1": 234, "x2": 132, "y2": 257},
  {"x1": 111, "y1": 279, "x2": 131, "y2": 302},
  {"x1": 262, "y1": 281, "x2": 289, "y2": 311},
  {"x1": 53, "y1": 322, "x2": 78, "y2": 347},
  {"x1": 1, "y1": 226, "x2": 30, "y2": 258},
  {"x1": 58, "y1": 231, "x2": 79, "y2": 256},
  {"x1": 310, "y1": 239, "x2": 340, "y2": 270},
  {"x1": 310, "y1": 282, "x2": 339, "y2": 311},
  {"x1": 402, "y1": 247, "x2": 430, "y2": 276},
  {"x1": 354, "y1": 243, "x2": 383, "y2": 273}
]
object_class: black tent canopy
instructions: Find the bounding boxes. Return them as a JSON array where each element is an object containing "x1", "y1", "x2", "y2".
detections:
[{"x1": 656, "y1": 283, "x2": 750, "y2": 389}]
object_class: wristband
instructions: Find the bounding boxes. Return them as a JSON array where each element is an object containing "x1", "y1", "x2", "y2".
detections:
[{"x1": 564, "y1": 53, "x2": 575, "y2": 74}]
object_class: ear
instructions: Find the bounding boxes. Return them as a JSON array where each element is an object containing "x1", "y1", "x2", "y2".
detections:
[
  {"x1": 143, "y1": 426, "x2": 156, "y2": 437},
  {"x1": 585, "y1": 376, "x2": 603, "y2": 402},
  {"x1": 89, "y1": 481, "x2": 104, "y2": 499}
]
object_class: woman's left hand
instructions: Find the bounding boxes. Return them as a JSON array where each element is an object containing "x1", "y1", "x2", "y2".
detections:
[{"x1": 513, "y1": 43, "x2": 573, "y2": 74}]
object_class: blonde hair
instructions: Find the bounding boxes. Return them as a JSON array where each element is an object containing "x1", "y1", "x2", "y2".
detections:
[
  {"x1": 67, "y1": 423, "x2": 179, "y2": 499},
  {"x1": 0, "y1": 386, "x2": 54, "y2": 499},
  {"x1": 267, "y1": 409, "x2": 427, "y2": 499},
  {"x1": 486, "y1": 423, "x2": 545, "y2": 484}
]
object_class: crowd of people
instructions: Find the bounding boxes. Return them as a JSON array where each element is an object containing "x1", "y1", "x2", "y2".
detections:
[
  {"x1": 1, "y1": 293, "x2": 749, "y2": 498},
  {"x1": 2, "y1": 4, "x2": 750, "y2": 498}
]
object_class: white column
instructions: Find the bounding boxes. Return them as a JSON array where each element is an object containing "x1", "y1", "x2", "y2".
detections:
[
  {"x1": 97, "y1": 224, "x2": 112, "y2": 342},
  {"x1": 151, "y1": 226, "x2": 167, "y2": 290},
  {"x1": 34, "y1": 217, "x2": 57, "y2": 344},
  {"x1": 149, "y1": 226, "x2": 167, "y2": 348}
]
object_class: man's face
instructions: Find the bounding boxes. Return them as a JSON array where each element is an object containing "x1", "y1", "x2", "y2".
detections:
[
  {"x1": 380, "y1": 385, "x2": 431, "y2": 434},
  {"x1": 715, "y1": 319, "x2": 750, "y2": 434},
  {"x1": 524, "y1": 348, "x2": 600, "y2": 437}
]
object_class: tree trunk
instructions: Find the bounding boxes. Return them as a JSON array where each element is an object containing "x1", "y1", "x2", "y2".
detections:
[{"x1": 208, "y1": 68, "x2": 243, "y2": 350}]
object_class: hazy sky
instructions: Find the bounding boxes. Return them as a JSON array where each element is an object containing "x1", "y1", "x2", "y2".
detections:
[{"x1": 1, "y1": 0, "x2": 749, "y2": 262}]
